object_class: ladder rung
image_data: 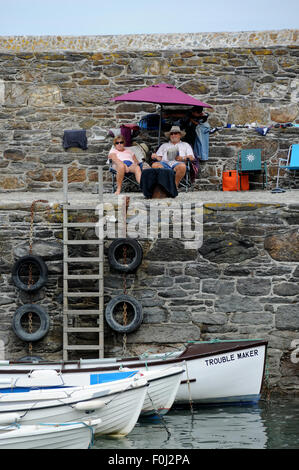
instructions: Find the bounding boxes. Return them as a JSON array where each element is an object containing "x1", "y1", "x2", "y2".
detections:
[
  {"x1": 64, "y1": 240, "x2": 101, "y2": 245},
  {"x1": 65, "y1": 327, "x2": 103, "y2": 333},
  {"x1": 65, "y1": 293, "x2": 101, "y2": 298},
  {"x1": 64, "y1": 345, "x2": 104, "y2": 351},
  {"x1": 65, "y1": 310, "x2": 101, "y2": 315},
  {"x1": 64, "y1": 223, "x2": 97, "y2": 227},
  {"x1": 65, "y1": 257, "x2": 102, "y2": 262},
  {"x1": 65, "y1": 274, "x2": 102, "y2": 280},
  {"x1": 63, "y1": 205, "x2": 98, "y2": 210}
]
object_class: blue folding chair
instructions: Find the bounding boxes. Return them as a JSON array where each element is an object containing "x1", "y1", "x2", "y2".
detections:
[
  {"x1": 236, "y1": 149, "x2": 268, "y2": 190},
  {"x1": 272, "y1": 144, "x2": 299, "y2": 193}
]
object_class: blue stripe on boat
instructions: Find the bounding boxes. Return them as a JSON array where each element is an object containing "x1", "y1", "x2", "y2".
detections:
[
  {"x1": 90, "y1": 371, "x2": 138, "y2": 384},
  {"x1": 0, "y1": 386, "x2": 72, "y2": 393}
]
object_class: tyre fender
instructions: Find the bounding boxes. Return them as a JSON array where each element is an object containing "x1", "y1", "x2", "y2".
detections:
[
  {"x1": 12, "y1": 304, "x2": 50, "y2": 342},
  {"x1": 105, "y1": 294, "x2": 143, "y2": 334},
  {"x1": 107, "y1": 239, "x2": 143, "y2": 272},
  {"x1": 12, "y1": 255, "x2": 48, "y2": 292}
]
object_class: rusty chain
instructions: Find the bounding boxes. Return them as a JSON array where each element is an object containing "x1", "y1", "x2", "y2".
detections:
[
  {"x1": 122, "y1": 197, "x2": 130, "y2": 356},
  {"x1": 27, "y1": 200, "x2": 49, "y2": 356}
]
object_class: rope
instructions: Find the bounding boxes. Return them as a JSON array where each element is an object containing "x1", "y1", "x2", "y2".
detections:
[
  {"x1": 145, "y1": 391, "x2": 171, "y2": 438},
  {"x1": 184, "y1": 361, "x2": 194, "y2": 415},
  {"x1": 38, "y1": 420, "x2": 95, "y2": 447}
]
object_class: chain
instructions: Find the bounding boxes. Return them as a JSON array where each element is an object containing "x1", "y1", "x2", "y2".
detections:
[
  {"x1": 27, "y1": 200, "x2": 49, "y2": 356},
  {"x1": 122, "y1": 243, "x2": 128, "y2": 356}
]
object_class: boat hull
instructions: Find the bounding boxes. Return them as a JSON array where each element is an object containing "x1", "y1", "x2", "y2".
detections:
[
  {"x1": 0, "y1": 418, "x2": 101, "y2": 449},
  {"x1": 0, "y1": 377, "x2": 148, "y2": 436},
  {"x1": 0, "y1": 340, "x2": 267, "y2": 405}
]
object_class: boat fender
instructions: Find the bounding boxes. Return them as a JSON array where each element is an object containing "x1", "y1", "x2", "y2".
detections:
[
  {"x1": 0, "y1": 413, "x2": 21, "y2": 425},
  {"x1": 73, "y1": 399, "x2": 106, "y2": 411},
  {"x1": 108, "y1": 239, "x2": 143, "y2": 272},
  {"x1": 17, "y1": 356, "x2": 44, "y2": 363},
  {"x1": 12, "y1": 255, "x2": 48, "y2": 292},
  {"x1": 12, "y1": 304, "x2": 50, "y2": 342},
  {"x1": 105, "y1": 295, "x2": 143, "y2": 334}
]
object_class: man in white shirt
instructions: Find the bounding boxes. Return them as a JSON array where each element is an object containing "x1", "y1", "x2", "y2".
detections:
[{"x1": 151, "y1": 126, "x2": 195, "y2": 187}]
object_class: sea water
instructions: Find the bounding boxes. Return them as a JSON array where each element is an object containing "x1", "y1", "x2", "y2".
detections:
[{"x1": 93, "y1": 396, "x2": 299, "y2": 450}]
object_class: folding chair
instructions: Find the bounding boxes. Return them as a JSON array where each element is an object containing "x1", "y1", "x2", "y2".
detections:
[
  {"x1": 272, "y1": 144, "x2": 299, "y2": 193},
  {"x1": 108, "y1": 144, "x2": 146, "y2": 193},
  {"x1": 109, "y1": 161, "x2": 142, "y2": 193},
  {"x1": 236, "y1": 149, "x2": 268, "y2": 190},
  {"x1": 179, "y1": 159, "x2": 193, "y2": 192}
]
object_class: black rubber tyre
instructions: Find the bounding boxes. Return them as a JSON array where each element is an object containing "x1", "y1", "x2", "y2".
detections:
[
  {"x1": 12, "y1": 304, "x2": 50, "y2": 342},
  {"x1": 12, "y1": 255, "x2": 48, "y2": 292},
  {"x1": 105, "y1": 294, "x2": 143, "y2": 334},
  {"x1": 108, "y1": 239, "x2": 143, "y2": 272}
]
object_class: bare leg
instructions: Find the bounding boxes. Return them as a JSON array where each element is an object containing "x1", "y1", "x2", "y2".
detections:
[
  {"x1": 114, "y1": 162, "x2": 125, "y2": 195},
  {"x1": 173, "y1": 163, "x2": 186, "y2": 187},
  {"x1": 132, "y1": 164, "x2": 142, "y2": 184},
  {"x1": 151, "y1": 162, "x2": 163, "y2": 169}
]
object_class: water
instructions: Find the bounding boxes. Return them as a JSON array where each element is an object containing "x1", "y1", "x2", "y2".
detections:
[{"x1": 93, "y1": 397, "x2": 299, "y2": 450}]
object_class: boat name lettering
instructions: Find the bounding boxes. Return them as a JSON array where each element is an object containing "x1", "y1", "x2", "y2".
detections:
[{"x1": 205, "y1": 349, "x2": 258, "y2": 366}]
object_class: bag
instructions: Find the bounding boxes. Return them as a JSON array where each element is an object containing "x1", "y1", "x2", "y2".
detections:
[
  {"x1": 222, "y1": 170, "x2": 249, "y2": 191},
  {"x1": 139, "y1": 114, "x2": 162, "y2": 130}
]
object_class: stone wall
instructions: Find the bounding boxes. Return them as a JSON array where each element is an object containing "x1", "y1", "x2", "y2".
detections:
[
  {"x1": 0, "y1": 199, "x2": 298, "y2": 394},
  {"x1": 0, "y1": 31, "x2": 298, "y2": 394},
  {"x1": 0, "y1": 30, "x2": 299, "y2": 192}
]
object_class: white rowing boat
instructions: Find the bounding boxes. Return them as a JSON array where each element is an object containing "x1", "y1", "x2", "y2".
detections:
[
  {"x1": 0, "y1": 375, "x2": 148, "y2": 437},
  {"x1": 0, "y1": 416, "x2": 102, "y2": 449}
]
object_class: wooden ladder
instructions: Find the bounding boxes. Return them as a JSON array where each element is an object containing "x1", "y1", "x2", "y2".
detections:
[{"x1": 62, "y1": 167, "x2": 104, "y2": 360}]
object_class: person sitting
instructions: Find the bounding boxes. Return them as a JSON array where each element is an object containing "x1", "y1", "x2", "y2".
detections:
[
  {"x1": 108, "y1": 136, "x2": 142, "y2": 195},
  {"x1": 151, "y1": 126, "x2": 195, "y2": 187}
]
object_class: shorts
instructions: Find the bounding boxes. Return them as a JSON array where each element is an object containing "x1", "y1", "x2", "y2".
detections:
[
  {"x1": 160, "y1": 161, "x2": 181, "y2": 170},
  {"x1": 123, "y1": 160, "x2": 133, "y2": 167}
]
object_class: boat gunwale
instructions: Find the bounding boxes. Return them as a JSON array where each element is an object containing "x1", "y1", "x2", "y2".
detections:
[
  {"x1": 0, "y1": 340, "x2": 268, "y2": 375},
  {"x1": 0, "y1": 381, "x2": 149, "y2": 412}
]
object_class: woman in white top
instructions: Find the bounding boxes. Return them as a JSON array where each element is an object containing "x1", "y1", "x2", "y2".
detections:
[
  {"x1": 109, "y1": 136, "x2": 142, "y2": 195},
  {"x1": 151, "y1": 126, "x2": 195, "y2": 187}
]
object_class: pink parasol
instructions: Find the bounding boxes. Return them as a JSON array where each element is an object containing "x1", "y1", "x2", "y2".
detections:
[
  {"x1": 112, "y1": 82, "x2": 212, "y2": 144},
  {"x1": 112, "y1": 82, "x2": 212, "y2": 107}
]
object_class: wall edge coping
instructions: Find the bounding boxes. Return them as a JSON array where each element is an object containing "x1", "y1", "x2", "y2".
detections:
[{"x1": 0, "y1": 29, "x2": 298, "y2": 52}]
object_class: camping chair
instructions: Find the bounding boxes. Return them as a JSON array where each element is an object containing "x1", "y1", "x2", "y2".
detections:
[
  {"x1": 108, "y1": 144, "x2": 147, "y2": 193},
  {"x1": 109, "y1": 162, "x2": 142, "y2": 193},
  {"x1": 179, "y1": 159, "x2": 194, "y2": 192},
  {"x1": 272, "y1": 144, "x2": 299, "y2": 193},
  {"x1": 236, "y1": 149, "x2": 268, "y2": 190}
]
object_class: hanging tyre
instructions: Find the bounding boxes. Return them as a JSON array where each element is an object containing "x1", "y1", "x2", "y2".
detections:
[
  {"x1": 12, "y1": 304, "x2": 50, "y2": 342},
  {"x1": 12, "y1": 255, "x2": 48, "y2": 292},
  {"x1": 108, "y1": 239, "x2": 143, "y2": 272},
  {"x1": 105, "y1": 294, "x2": 143, "y2": 334}
]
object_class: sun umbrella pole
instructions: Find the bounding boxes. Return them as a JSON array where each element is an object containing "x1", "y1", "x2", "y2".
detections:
[{"x1": 158, "y1": 104, "x2": 163, "y2": 147}]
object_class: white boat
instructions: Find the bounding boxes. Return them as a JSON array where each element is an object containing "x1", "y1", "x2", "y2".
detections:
[
  {"x1": 0, "y1": 375, "x2": 148, "y2": 437},
  {"x1": 0, "y1": 416, "x2": 102, "y2": 449},
  {"x1": 0, "y1": 339, "x2": 268, "y2": 405},
  {"x1": 137, "y1": 366, "x2": 184, "y2": 416},
  {"x1": 0, "y1": 365, "x2": 185, "y2": 418}
]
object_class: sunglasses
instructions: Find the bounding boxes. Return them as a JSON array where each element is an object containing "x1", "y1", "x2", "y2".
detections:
[
  {"x1": 115, "y1": 141, "x2": 125, "y2": 144},
  {"x1": 170, "y1": 132, "x2": 180, "y2": 135}
]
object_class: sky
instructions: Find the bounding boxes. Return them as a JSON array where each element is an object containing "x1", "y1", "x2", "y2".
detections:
[{"x1": 0, "y1": 0, "x2": 298, "y2": 36}]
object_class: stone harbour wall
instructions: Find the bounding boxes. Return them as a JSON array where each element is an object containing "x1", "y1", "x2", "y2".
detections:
[
  {"x1": 0, "y1": 200, "x2": 298, "y2": 394},
  {"x1": 0, "y1": 31, "x2": 298, "y2": 395},
  {"x1": 0, "y1": 30, "x2": 299, "y2": 192}
]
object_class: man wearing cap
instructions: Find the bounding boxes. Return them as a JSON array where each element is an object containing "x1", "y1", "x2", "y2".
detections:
[{"x1": 151, "y1": 125, "x2": 195, "y2": 187}]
